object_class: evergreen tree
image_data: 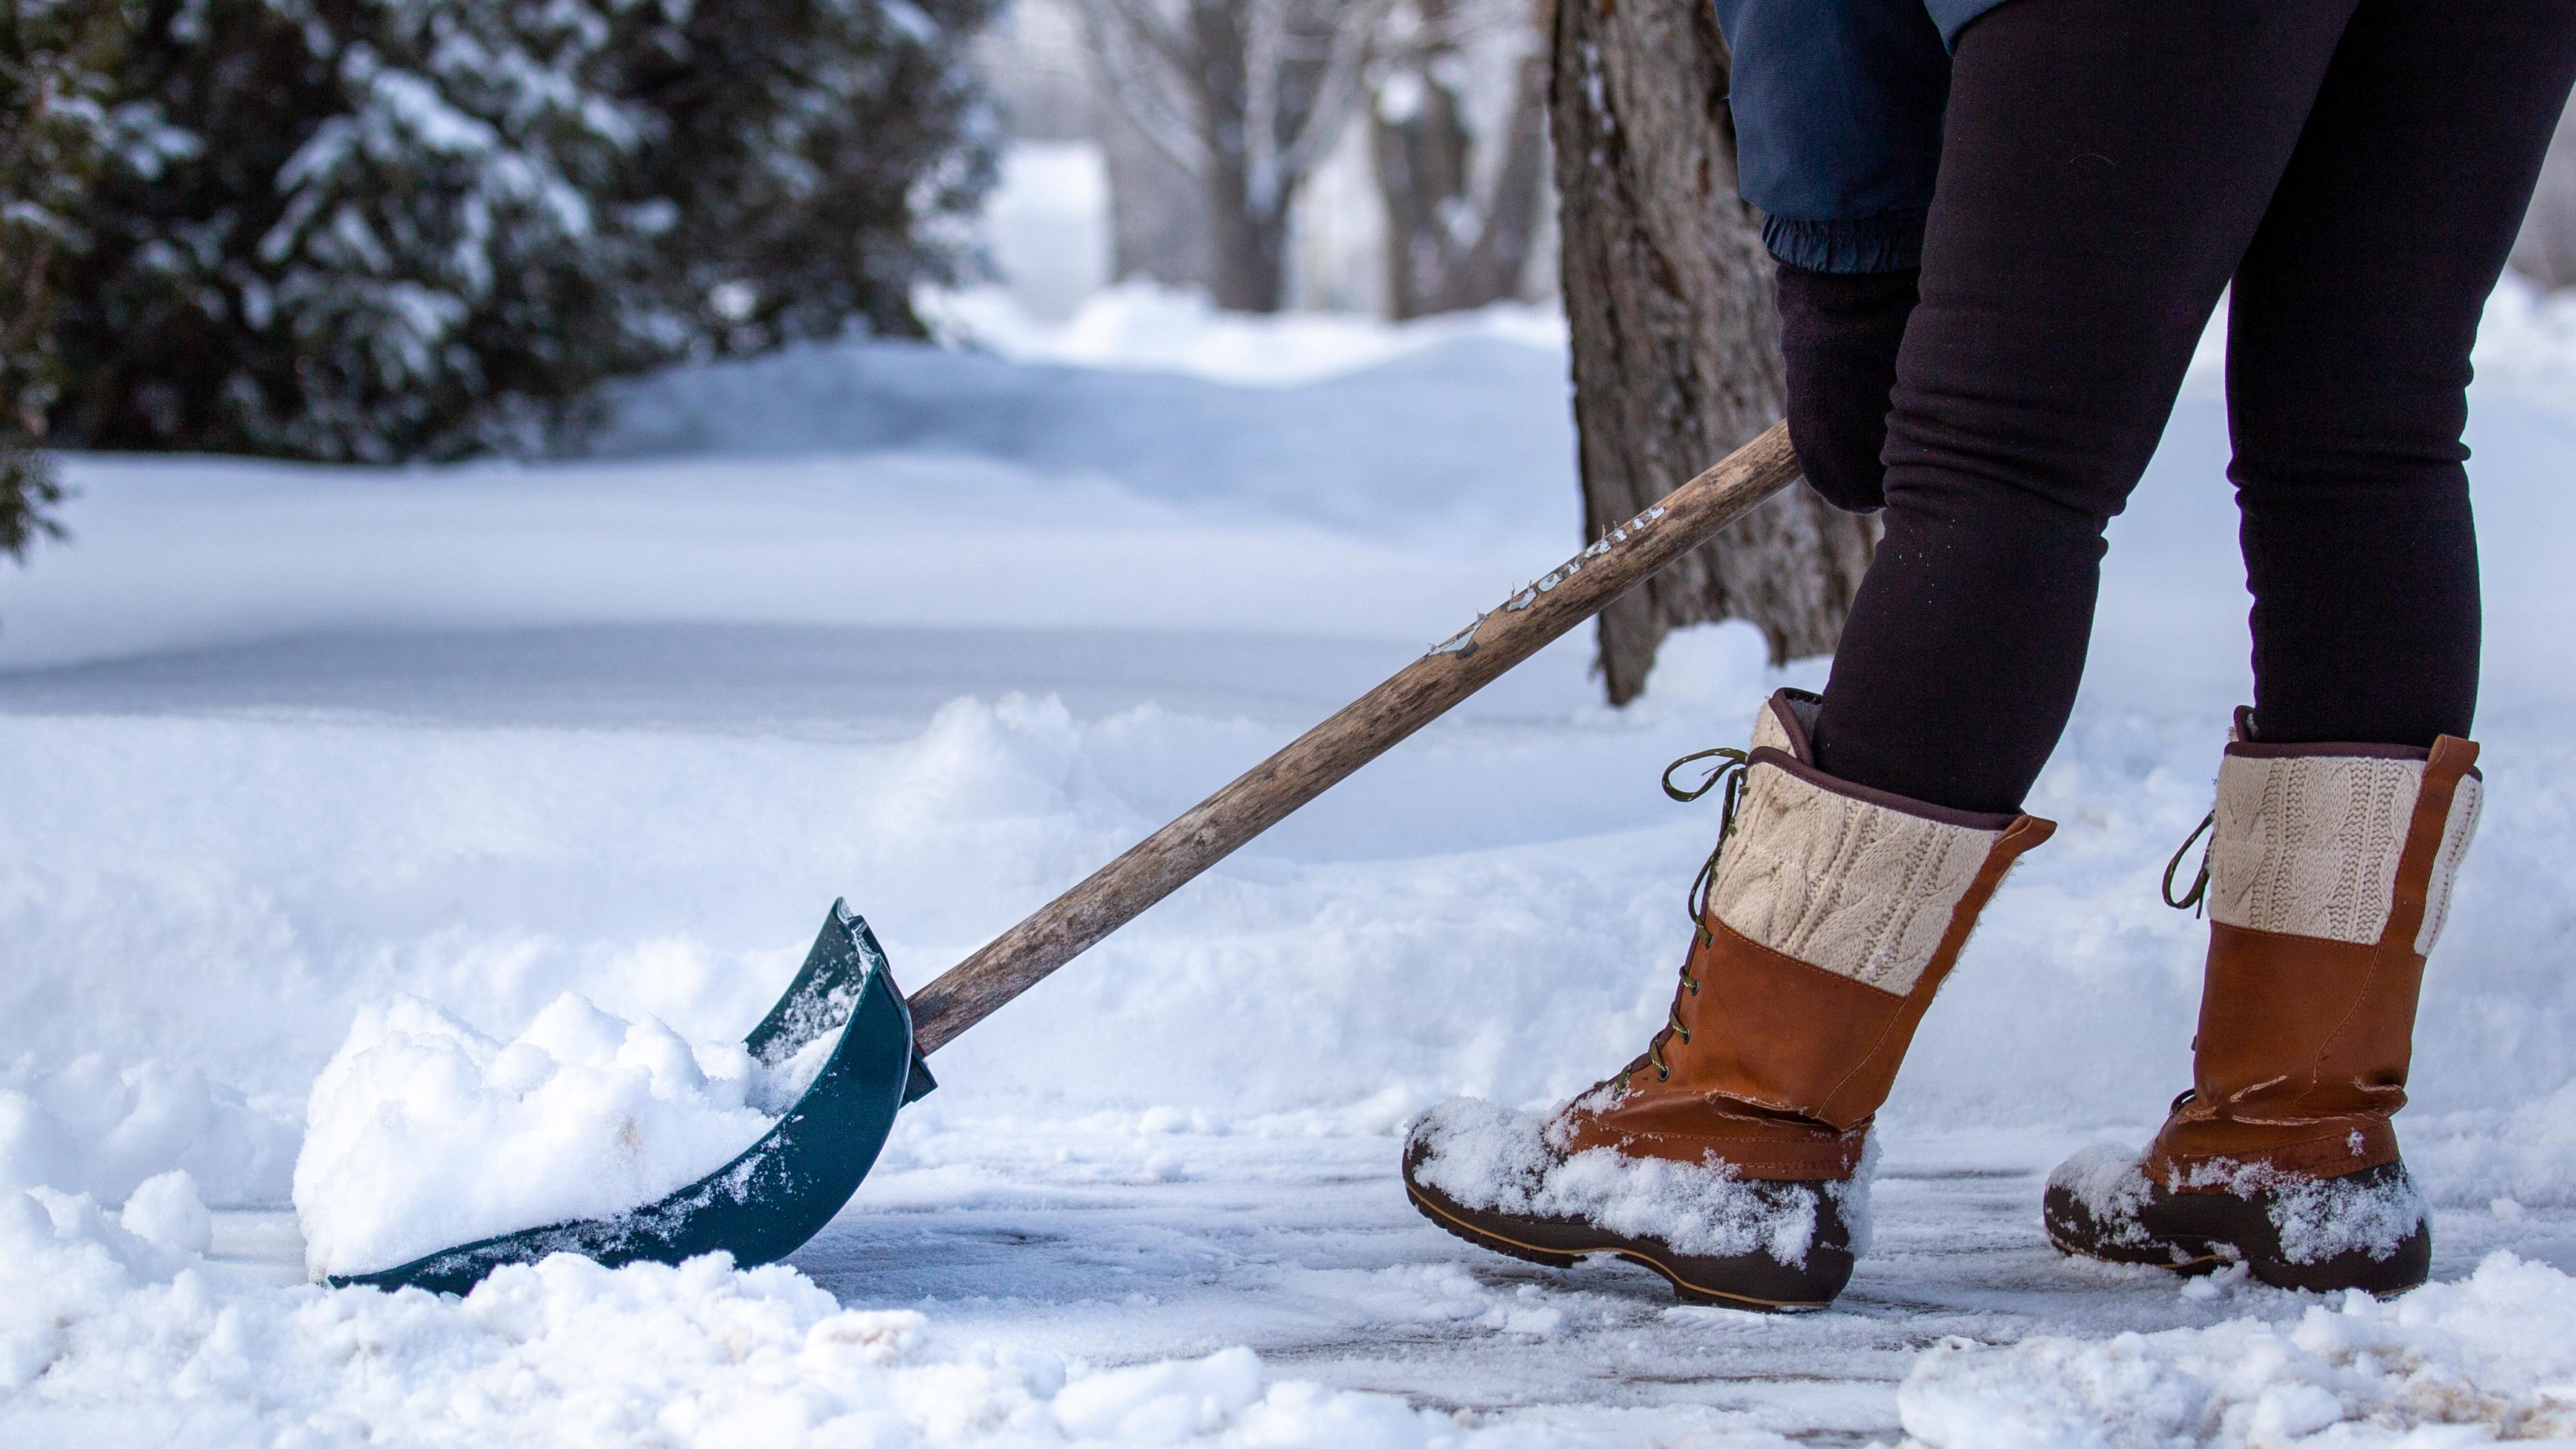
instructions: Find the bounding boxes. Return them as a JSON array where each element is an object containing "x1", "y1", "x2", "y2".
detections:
[
  {"x1": 51, "y1": 0, "x2": 996, "y2": 463},
  {"x1": 57, "y1": 0, "x2": 672, "y2": 460},
  {"x1": 1, "y1": 0, "x2": 123, "y2": 556},
  {"x1": 616, "y1": 0, "x2": 1001, "y2": 356}
]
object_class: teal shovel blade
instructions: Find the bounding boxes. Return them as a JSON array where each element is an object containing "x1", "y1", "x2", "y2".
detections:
[{"x1": 328, "y1": 901, "x2": 932, "y2": 1295}]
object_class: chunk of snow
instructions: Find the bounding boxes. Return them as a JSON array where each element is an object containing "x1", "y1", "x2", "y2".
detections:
[
  {"x1": 1376, "y1": 71, "x2": 1426, "y2": 123},
  {"x1": 1900, "y1": 1252, "x2": 2576, "y2": 1448},
  {"x1": 292, "y1": 993, "x2": 829, "y2": 1279},
  {"x1": 2264, "y1": 1168, "x2": 2427, "y2": 1266},
  {"x1": 117, "y1": 1170, "x2": 211, "y2": 1256},
  {"x1": 2048, "y1": 1143, "x2": 2155, "y2": 1250},
  {"x1": 0, "y1": 1056, "x2": 296, "y2": 1207}
]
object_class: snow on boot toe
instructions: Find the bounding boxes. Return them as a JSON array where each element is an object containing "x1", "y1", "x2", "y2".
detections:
[
  {"x1": 2044, "y1": 1145, "x2": 2431, "y2": 1295},
  {"x1": 1400, "y1": 1098, "x2": 1858, "y2": 1311}
]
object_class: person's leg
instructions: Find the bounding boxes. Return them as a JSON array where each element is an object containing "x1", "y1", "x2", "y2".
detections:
[
  {"x1": 2229, "y1": 0, "x2": 2576, "y2": 747},
  {"x1": 1807, "y1": 0, "x2": 2359, "y2": 814},
  {"x1": 2043, "y1": 1, "x2": 2576, "y2": 1297}
]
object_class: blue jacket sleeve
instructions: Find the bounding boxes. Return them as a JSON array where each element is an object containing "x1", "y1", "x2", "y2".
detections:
[{"x1": 1712, "y1": 0, "x2": 1957, "y2": 273}]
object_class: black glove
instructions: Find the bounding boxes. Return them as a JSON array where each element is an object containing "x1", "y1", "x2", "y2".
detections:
[{"x1": 1773, "y1": 261, "x2": 1919, "y2": 514}]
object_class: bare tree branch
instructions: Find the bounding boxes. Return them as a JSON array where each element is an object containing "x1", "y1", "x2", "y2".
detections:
[
  {"x1": 1072, "y1": 0, "x2": 1213, "y2": 175},
  {"x1": 1278, "y1": 0, "x2": 1387, "y2": 191},
  {"x1": 1072, "y1": 0, "x2": 1396, "y2": 307},
  {"x1": 1094, "y1": 0, "x2": 1198, "y2": 76},
  {"x1": 1242, "y1": 0, "x2": 1285, "y2": 214}
]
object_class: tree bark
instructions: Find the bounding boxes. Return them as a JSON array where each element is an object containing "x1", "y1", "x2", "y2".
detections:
[{"x1": 1548, "y1": 0, "x2": 1877, "y2": 701}]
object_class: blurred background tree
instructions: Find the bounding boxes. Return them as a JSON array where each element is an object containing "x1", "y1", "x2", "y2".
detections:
[
  {"x1": 617, "y1": 0, "x2": 1000, "y2": 359},
  {"x1": 1, "y1": 0, "x2": 123, "y2": 557},
  {"x1": 1069, "y1": 0, "x2": 1383, "y2": 312},
  {"x1": 42, "y1": 0, "x2": 997, "y2": 463},
  {"x1": 1366, "y1": 0, "x2": 1547, "y2": 320}
]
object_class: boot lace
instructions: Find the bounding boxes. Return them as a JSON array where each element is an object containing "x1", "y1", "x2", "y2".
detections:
[
  {"x1": 2164, "y1": 808, "x2": 2215, "y2": 916},
  {"x1": 1633, "y1": 746, "x2": 1752, "y2": 1082}
]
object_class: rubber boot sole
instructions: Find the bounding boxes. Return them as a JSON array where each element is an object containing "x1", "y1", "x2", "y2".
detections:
[
  {"x1": 1402, "y1": 1172, "x2": 1851, "y2": 1313},
  {"x1": 2042, "y1": 1161, "x2": 2431, "y2": 1297}
]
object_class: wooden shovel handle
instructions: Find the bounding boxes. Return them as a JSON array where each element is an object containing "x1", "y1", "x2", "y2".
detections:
[{"x1": 907, "y1": 421, "x2": 1803, "y2": 1053}]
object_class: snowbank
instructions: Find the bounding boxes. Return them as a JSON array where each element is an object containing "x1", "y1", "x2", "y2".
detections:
[
  {"x1": 922, "y1": 279, "x2": 1567, "y2": 388},
  {"x1": 1898, "y1": 1253, "x2": 2576, "y2": 1447},
  {"x1": 9, "y1": 667, "x2": 2569, "y2": 1218},
  {"x1": 294, "y1": 994, "x2": 828, "y2": 1278},
  {"x1": 1, "y1": 1055, "x2": 297, "y2": 1208},
  {"x1": 2, "y1": 1186, "x2": 1562, "y2": 1448}
]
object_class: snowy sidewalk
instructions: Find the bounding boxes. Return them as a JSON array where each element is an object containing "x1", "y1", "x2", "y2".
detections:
[
  {"x1": 188, "y1": 1119, "x2": 2576, "y2": 1443},
  {"x1": 9, "y1": 297, "x2": 2576, "y2": 1443},
  {"x1": 803, "y1": 1121, "x2": 2576, "y2": 1440}
]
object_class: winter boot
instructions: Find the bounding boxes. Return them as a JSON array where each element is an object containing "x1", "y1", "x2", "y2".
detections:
[
  {"x1": 2045, "y1": 712, "x2": 2482, "y2": 1295},
  {"x1": 1403, "y1": 688, "x2": 2055, "y2": 1310}
]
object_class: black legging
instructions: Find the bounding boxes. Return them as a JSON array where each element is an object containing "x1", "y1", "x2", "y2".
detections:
[{"x1": 1804, "y1": 0, "x2": 2576, "y2": 815}]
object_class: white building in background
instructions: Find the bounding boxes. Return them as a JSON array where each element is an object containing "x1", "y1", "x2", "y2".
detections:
[{"x1": 979, "y1": 144, "x2": 1114, "y2": 323}]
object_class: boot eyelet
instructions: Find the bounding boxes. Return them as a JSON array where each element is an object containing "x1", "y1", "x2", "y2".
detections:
[
  {"x1": 1683, "y1": 975, "x2": 1699, "y2": 995},
  {"x1": 1655, "y1": 1064, "x2": 1670, "y2": 1082}
]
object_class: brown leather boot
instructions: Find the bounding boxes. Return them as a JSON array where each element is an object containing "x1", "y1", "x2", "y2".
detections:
[
  {"x1": 1404, "y1": 688, "x2": 2054, "y2": 1310},
  {"x1": 2045, "y1": 711, "x2": 2483, "y2": 1295}
]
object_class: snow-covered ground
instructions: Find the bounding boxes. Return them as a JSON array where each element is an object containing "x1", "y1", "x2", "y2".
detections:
[{"x1": 8, "y1": 281, "x2": 2576, "y2": 1444}]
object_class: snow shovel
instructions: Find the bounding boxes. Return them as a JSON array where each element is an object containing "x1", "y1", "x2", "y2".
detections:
[{"x1": 333, "y1": 421, "x2": 1804, "y2": 1295}]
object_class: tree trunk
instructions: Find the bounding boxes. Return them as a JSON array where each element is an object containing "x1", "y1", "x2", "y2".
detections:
[
  {"x1": 1204, "y1": 156, "x2": 1293, "y2": 311},
  {"x1": 1370, "y1": 0, "x2": 1550, "y2": 318},
  {"x1": 1097, "y1": 88, "x2": 1217, "y2": 291},
  {"x1": 1549, "y1": 0, "x2": 1877, "y2": 702}
]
